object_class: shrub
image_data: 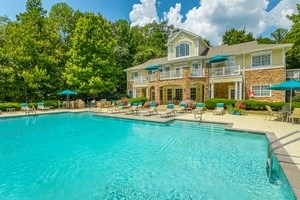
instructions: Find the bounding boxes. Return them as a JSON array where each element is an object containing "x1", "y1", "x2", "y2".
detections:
[
  {"x1": 292, "y1": 95, "x2": 300, "y2": 102},
  {"x1": 128, "y1": 97, "x2": 148, "y2": 104},
  {"x1": 204, "y1": 98, "x2": 236, "y2": 109},
  {"x1": 0, "y1": 102, "x2": 21, "y2": 111}
]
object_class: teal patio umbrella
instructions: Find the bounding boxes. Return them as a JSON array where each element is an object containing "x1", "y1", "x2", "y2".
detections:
[
  {"x1": 209, "y1": 55, "x2": 228, "y2": 63},
  {"x1": 268, "y1": 80, "x2": 300, "y2": 109},
  {"x1": 58, "y1": 89, "x2": 77, "y2": 108}
]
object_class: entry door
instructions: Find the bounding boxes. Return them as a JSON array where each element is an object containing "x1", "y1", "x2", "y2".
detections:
[{"x1": 228, "y1": 87, "x2": 235, "y2": 99}]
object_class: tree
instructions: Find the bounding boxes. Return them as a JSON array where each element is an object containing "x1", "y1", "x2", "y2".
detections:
[
  {"x1": 256, "y1": 36, "x2": 276, "y2": 44},
  {"x1": 285, "y1": 3, "x2": 300, "y2": 69},
  {"x1": 64, "y1": 13, "x2": 119, "y2": 96},
  {"x1": 222, "y1": 28, "x2": 255, "y2": 45},
  {"x1": 271, "y1": 28, "x2": 288, "y2": 44}
]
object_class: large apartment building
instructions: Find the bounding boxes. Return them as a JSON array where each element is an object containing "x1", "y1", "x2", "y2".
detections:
[{"x1": 125, "y1": 29, "x2": 292, "y2": 104}]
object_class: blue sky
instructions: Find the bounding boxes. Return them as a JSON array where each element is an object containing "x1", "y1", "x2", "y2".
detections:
[{"x1": 0, "y1": 0, "x2": 297, "y2": 45}]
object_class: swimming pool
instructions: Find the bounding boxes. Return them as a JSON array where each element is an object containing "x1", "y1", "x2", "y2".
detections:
[{"x1": 0, "y1": 113, "x2": 295, "y2": 199}]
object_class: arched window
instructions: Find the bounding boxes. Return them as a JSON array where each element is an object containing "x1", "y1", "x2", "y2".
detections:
[{"x1": 175, "y1": 43, "x2": 190, "y2": 58}]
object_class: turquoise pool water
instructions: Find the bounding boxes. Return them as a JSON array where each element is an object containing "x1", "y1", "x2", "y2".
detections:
[{"x1": 0, "y1": 113, "x2": 295, "y2": 199}]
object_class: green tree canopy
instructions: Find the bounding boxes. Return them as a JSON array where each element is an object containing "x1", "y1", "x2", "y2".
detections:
[{"x1": 222, "y1": 28, "x2": 255, "y2": 45}]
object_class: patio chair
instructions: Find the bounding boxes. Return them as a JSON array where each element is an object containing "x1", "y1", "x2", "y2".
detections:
[
  {"x1": 20, "y1": 103, "x2": 36, "y2": 114},
  {"x1": 289, "y1": 108, "x2": 300, "y2": 124},
  {"x1": 176, "y1": 103, "x2": 187, "y2": 113},
  {"x1": 158, "y1": 104, "x2": 175, "y2": 118},
  {"x1": 278, "y1": 105, "x2": 291, "y2": 122},
  {"x1": 265, "y1": 106, "x2": 282, "y2": 121},
  {"x1": 125, "y1": 102, "x2": 139, "y2": 115},
  {"x1": 108, "y1": 102, "x2": 125, "y2": 113},
  {"x1": 140, "y1": 102, "x2": 157, "y2": 116},
  {"x1": 37, "y1": 102, "x2": 51, "y2": 111},
  {"x1": 194, "y1": 103, "x2": 205, "y2": 119},
  {"x1": 213, "y1": 103, "x2": 225, "y2": 115}
]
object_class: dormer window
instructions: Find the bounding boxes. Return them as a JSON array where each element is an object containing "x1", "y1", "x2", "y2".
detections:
[{"x1": 175, "y1": 42, "x2": 190, "y2": 58}]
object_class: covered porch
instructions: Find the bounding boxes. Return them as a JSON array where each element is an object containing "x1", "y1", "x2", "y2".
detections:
[{"x1": 209, "y1": 77, "x2": 243, "y2": 100}]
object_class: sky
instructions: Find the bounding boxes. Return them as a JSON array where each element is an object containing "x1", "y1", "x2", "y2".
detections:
[{"x1": 0, "y1": 0, "x2": 298, "y2": 45}]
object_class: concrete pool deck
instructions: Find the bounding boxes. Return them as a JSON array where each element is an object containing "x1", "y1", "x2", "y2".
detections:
[{"x1": 1, "y1": 108, "x2": 299, "y2": 198}]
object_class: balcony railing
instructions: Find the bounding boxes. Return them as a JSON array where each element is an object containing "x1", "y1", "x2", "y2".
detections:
[
  {"x1": 160, "y1": 70, "x2": 183, "y2": 80},
  {"x1": 190, "y1": 69, "x2": 204, "y2": 77},
  {"x1": 209, "y1": 65, "x2": 241, "y2": 77},
  {"x1": 133, "y1": 76, "x2": 148, "y2": 84},
  {"x1": 286, "y1": 69, "x2": 300, "y2": 81},
  {"x1": 150, "y1": 74, "x2": 155, "y2": 81}
]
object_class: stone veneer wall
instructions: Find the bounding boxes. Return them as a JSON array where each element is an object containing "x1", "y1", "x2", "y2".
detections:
[
  {"x1": 148, "y1": 67, "x2": 208, "y2": 103},
  {"x1": 245, "y1": 67, "x2": 285, "y2": 102},
  {"x1": 214, "y1": 83, "x2": 234, "y2": 99}
]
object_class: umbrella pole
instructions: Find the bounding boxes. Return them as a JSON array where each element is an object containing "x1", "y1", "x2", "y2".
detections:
[
  {"x1": 290, "y1": 88, "x2": 292, "y2": 110},
  {"x1": 67, "y1": 94, "x2": 69, "y2": 109}
]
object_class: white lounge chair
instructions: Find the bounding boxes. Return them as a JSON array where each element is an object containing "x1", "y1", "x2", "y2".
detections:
[
  {"x1": 213, "y1": 103, "x2": 225, "y2": 115},
  {"x1": 140, "y1": 102, "x2": 157, "y2": 116},
  {"x1": 176, "y1": 103, "x2": 187, "y2": 113},
  {"x1": 158, "y1": 104, "x2": 175, "y2": 118},
  {"x1": 20, "y1": 103, "x2": 36, "y2": 114},
  {"x1": 194, "y1": 103, "x2": 204, "y2": 119},
  {"x1": 37, "y1": 102, "x2": 51, "y2": 111},
  {"x1": 125, "y1": 102, "x2": 139, "y2": 115}
]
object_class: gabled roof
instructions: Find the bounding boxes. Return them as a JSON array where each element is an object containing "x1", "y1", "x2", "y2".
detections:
[
  {"x1": 207, "y1": 41, "x2": 293, "y2": 57},
  {"x1": 168, "y1": 29, "x2": 200, "y2": 43},
  {"x1": 124, "y1": 57, "x2": 168, "y2": 71}
]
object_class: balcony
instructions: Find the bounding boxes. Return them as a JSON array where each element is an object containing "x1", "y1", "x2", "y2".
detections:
[
  {"x1": 190, "y1": 69, "x2": 204, "y2": 77},
  {"x1": 133, "y1": 76, "x2": 148, "y2": 84},
  {"x1": 150, "y1": 74, "x2": 155, "y2": 81},
  {"x1": 160, "y1": 70, "x2": 183, "y2": 80},
  {"x1": 286, "y1": 69, "x2": 300, "y2": 81},
  {"x1": 209, "y1": 65, "x2": 241, "y2": 77}
]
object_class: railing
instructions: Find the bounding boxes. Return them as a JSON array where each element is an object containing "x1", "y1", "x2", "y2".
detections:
[
  {"x1": 286, "y1": 69, "x2": 300, "y2": 81},
  {"x1": 266, "y1": 130, "x2": 300, "y2": 183},
  {"x1": 209, "y1": 65, "x2": 241, "y2": 77},
  {"x1": 190, "y1": 69, "x2": 204, "y2": 77},
  {"x1": 160, "y1": 70, "x2": 183, "y2": 80},
  {"x1": 133, "y1": 76, "x2": 148, "y2": 84},
  {"x1": 150, "y1": 74, "x2": 155, "y2": 81}
]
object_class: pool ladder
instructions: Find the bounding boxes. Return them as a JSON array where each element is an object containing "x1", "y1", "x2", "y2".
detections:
[{"x1": 267, "y1": 130, "x2": 300, "y2": 182}]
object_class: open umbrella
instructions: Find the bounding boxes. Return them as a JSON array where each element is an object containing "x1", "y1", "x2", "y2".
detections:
[
  {"x1": 209, "y1": 55, "x2": 228, "y2": 63},
  {"x1": 58, "y1": 89, "x2": 77, "y2": 108},
  {"x1": 268, "y1": 80, "x2": 300, "y2": 109}
]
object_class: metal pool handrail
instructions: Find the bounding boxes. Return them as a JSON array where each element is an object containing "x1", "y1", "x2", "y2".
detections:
[{"x1": 267, "y1": 130, "x2": 300, "y2": 181}]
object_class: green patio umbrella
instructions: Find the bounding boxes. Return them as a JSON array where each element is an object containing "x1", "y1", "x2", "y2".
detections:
[
  {"x1": 268, "y1": 80, "x2": 300, "y2": 109},
  {"x1": 58, "y1": 89, "x2": 77, "y2": 108}
]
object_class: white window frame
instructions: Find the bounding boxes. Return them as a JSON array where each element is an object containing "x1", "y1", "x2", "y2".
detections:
[
  {"x1": 251, "y1": 51, "x2": 272, "y2": 68},
  {"x1": 175, "y1": 42, "x2": 190, "y2": 58},
  {"x1": 251, "y1": 85, "x2": 271, "y2": 97},
  {"x1": 190, "y1": 61, "x2": 203, "y2": 77},
  {"x1": 131, "y1": 71, "x2": 139, "y2": 80}
]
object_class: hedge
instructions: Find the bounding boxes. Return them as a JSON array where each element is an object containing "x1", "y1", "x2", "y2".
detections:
[
  {"x1": 128, "y1": 97, "x2": 148, "y2": 104},
  {"x1": 0, "y1": 100, "x2": 60, "y2": 111},
  {"x1": 205, "y1": 98, "x2": 300, "y2": 111}
]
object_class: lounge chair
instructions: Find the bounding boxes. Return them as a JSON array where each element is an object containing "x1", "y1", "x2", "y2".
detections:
[
  {"x1": 20, "y1": 103, "x2": 36, "y2": 114},
  {"x1": 37, "y1": 102, "x2": 51, "y2": 111},
  {"x1": 194, "y1": 103, "x2": 204, "y2": 119},
  {"x1": 265, "y1": 105, "x2": 282, "y2": 121},
  {"x1": 176, "y1": 103, "x2": 187, "y2": 113},
  {"x1": 125, "y1": 102, "x2": 139, "y2": 115},
  {"x1": 108, "y1": 102, "x2": 125, "y2": 113},
  {"x1": 213, "y1": 103, "x2": 225, "y2": 115},
  {"x1": 289, "y1": 108, "x2": 300, "y2": 124},
  {"x1": 140, "y1": 102, "x2": 157, "y2": 116},
  {"x1": 158, "y1": 104, "x2": 175, "y2": 118}
]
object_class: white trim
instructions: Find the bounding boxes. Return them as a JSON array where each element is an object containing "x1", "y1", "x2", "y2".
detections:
[
  {"x1": 245, "y1": 66, "x2": 284, "y2": 71},
  {"x1": 251, "y1": 51, "x2": 272, "y2": 68},
  {"x1": 228, "y1": 86, "x2": 235, "y2": 100},
  {"x1": 174, "y1": 42, "x2": 191, "y2": 58},
  {"x1": 251, "y1": 84, "x2": 271, "y2": 97}
]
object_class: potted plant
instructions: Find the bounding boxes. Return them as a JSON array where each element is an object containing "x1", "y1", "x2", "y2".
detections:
[
  {"x1": 234, "y1": 101, "x2": 246, "y2": 115},
  {"x1": 226, "y1": 104, "x2": 235, "y2": 114}
]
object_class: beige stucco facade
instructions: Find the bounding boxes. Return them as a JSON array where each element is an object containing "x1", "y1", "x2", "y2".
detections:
[{"x1": 126, "y1": 29, "x2": 292, "y2": 104}]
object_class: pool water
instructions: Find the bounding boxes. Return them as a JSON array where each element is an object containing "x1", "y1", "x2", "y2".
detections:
[{"x1": 0, "y1": 113, "x2": 295, "y2": 199}]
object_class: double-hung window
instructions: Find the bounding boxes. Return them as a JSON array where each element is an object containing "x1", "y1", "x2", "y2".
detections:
[
  {"x1": 131, "y1": 71, "x2": 138, "y2": 80},
  {"x1": 190, "y1": 88, "x2": 196, "y2": 100},
  {"x1": 252, "y1": 52, "x2": 271, "y2": 68},
  {"x1": 251, "y1": 85, "x2": 271, "y2": 97},
  {"x1": 175, "y1": 43, "x2": 190, "y2": 58}
]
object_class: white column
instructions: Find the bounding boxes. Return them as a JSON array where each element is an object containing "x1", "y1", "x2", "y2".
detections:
[
  {"x1": 239, "y1": 81, "x2": 243, "y2": 100},
  {"x1": 146, "y1": 87, "x2": 149, "y2": 99},
  {"x1": 133, "y1": 88, "x2": 136, "y2": 98},
  {"x1": 235, "y1": 81, "x2": 238, "y2": 100},
  {"x1": 211, "y1": 82, "x2": 214, "y2": 98}
]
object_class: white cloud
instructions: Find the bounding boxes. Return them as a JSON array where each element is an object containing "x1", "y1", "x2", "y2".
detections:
[
  {"x1": 129, "y1": 0, "x2": 158, "y2": 27},
  {"x1": 267, "y1": 0, "x2": 298, "y2": 28},
  {"x1": 130, "y1": 0, "x2": 298, "y2": 45},
  {"x1": 163, "y1": 3, "x2": 183, "y2": 27}
]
